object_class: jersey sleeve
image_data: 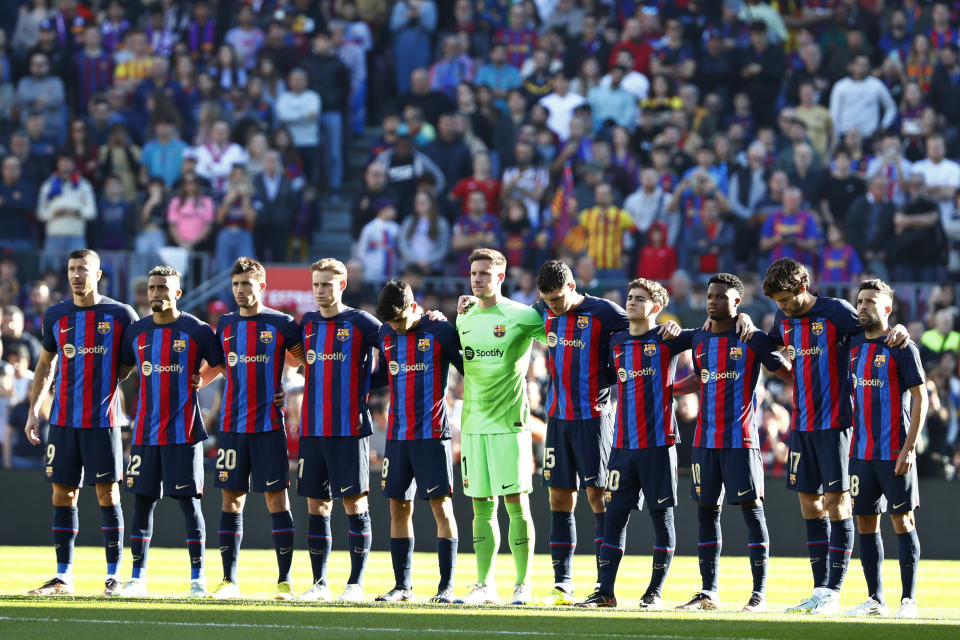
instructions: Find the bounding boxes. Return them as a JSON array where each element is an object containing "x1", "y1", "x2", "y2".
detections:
[
  {"x1": 831, "y1": 298, "x2": 861, "y2": 338},
  {"x1": 600, "y1": 299, "x2": 629, "y2": 333},
  {"x1": 435, "y1": 321, "x2": 464, "y2": 375},
  {"x1": 41, "y1": 306, "x2": 59, "y2": 353},
  {"x1": 769, "y1": 310, "x2": 785, "y2": 346},
  {"x1": 750, "y1": 331, "x2": 787, "y2": 372},
  {"x1": 199, "y1": 324, "x2": 225, "y2": 367},
  {"x1": 896, "y1": 342, "x2": 925, "y2": 390},
  {"x1": 119, "y1": 326, "x2": 136, "y2": 367},
  {"x1": 280, "y1": 315, "x2": 301, "y2": 351},
  {"x1": 515, "y1": 304, "x2": 547, "y2": 343},
  {"x1": 667, "y1": 328, "x2": 697, "y2": 353}
]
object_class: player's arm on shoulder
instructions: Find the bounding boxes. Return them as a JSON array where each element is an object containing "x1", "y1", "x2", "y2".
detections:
[
  {"x1": 884, "y1": 323, "x2": 910, "y2": 349},
  {"x1": 24, "y1": 348, "x2": 58, "y2": 445},
  {"x1": 658, "y1": 319, "x2": 682, "y2": 339},
  {"x1": 194, "y1": 362, "x2": 225, "y2": 389},
  {"x1": 457, "y1": 295, "x2": 478, "y2": 314},
  {"x1": 754, "y1": 331, "x2": 793, "y2": 378},
  {"x1": 439, "y1": 323, "x2": 465, "y2": 375},
  {"x1": 672, "y1": 372, "x2": 701, "y2": 396},
  {"x1": 734, "y1": 312, "x2": 757, "y2": 341},
  {"x1": 521, "y1": 305, "x2": 547, "y2": 343}
]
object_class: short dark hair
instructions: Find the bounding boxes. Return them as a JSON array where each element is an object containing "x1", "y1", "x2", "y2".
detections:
[
  {"x1": 536, "y1": 260, "x2": 573, "y2": 293},
  {"x1": 762, "y1": 258, "x2": 810, "y2": 296},
  {"x1": 708, "y1": 272, "x2": 744, "y2": 297},
  {"x1": 375, "y1": 279, "x2": 414, "y2": 321},
  {"x1": 857, "y1": 279, "x2": 895, "y2": 299},
  {"x1": 148, "y1": 265, "x2": 181, "y2": 279},
  {"x1": 627, "y1": 278, "x2": 669, "y2": 308},
  {"x1": 469, "y1": 248, "x2": 507, "y2": 268},
  {"x1": 231, "y1": 256, "x2": 266, "y2": 282},
  {"x1": 67, "y1": 248, "x2": 99, "y2": 264}
]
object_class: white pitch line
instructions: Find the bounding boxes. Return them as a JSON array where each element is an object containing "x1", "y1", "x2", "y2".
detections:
[{"x1": 0, "y1": 616, "x2": 783, "y2": 640}]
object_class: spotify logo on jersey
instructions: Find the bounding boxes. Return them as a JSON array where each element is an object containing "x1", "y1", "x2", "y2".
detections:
[
  {"x1": 464, "y1": 346, "x2": 503, "y2": 360},
  {"x1": 547, "y1": 333, "x2": 558, "y2": 347},
  {"x1": 228, "y1": 352, "x2": 238, "y2": 367},
  {"x1": 700, "y1": 369, "x2": 710, "y2": 384},
  {"x1": 787, "y1": 345, "x2": 796, "y2": 360},
  {"x1": 306, "y1": 349, "x2": 316, "y2": 364},
  {"x1": 464, "y1": 346, "x2": 474, "y2": 360},
  {"x1": 618, "y1": 367, "x2": 627, "y2": 382},
  {"x1": 62, "y1": 344, "x2": 76, "y2": 359},
  {"x1": 142, "y1": 361, "x2": 153, "y2": 376},
  {"x1": 388, "y1": 361, "x2": 400, "y2": 376}
]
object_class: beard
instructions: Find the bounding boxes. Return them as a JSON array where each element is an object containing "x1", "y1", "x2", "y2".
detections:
[
  {"x1": 150, "y1": 301, "x2": 164, "y2": 312},
  {"x1": 859, "y1": 311, "x2": 883, "y2": 331}
]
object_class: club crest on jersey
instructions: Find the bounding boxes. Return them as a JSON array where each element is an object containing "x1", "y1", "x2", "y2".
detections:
[
  {"x1": 126, "y1": 476, "x2": 134, "y2": 488},
  {"x1": 493, "y1": 325, "x2": 506, "y2": 337},
  {"x1": 260, "y1": 330, "x2": 274, "y2": 344},
  {"x1": 418, "y1": 338, "x2": 431, "y2": 351},
  {"x1": 218, "y1": 470, "x2": 229, "y2": 482},
  {"x1": 729, "y1": 347, "x2": 743, "y2": 361},
  {"x1": 874, "y1": 354, "x2": 887, "y2": 368},
  {"x1": 811, "y1": 321, "x2": 824, "y2": 335},
  {"x1": 643, "y1": 343, "x2": 657, "y2": 356},
  {"x1": 543, "y1": 469, "x2": 551, "y2": 481},
  {"x1": 336, "y1": 328, "x2": 350, "y2": 341},
  {"x1": 45, "y1": 465, "x2": 53, "y2": 477},
  {"x1": 576, "y1": 315, "x2": 589, "y2": 329},
  {"x1": 603, "y1": 490, "x2": 612, "y2": 503},
  {"x1": 172, "y1": 339, "x2": 186, "y2": 353},
  {"x1": 790, "y1": 473, "x2": 797, "y2": 485},
  {"x1": 97, "y1": 321, "x2": 111, "y2": 334}
]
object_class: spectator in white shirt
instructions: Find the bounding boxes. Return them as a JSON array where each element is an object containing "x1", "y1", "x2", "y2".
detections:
[
  {"x1": 910, "y1": 134, "x2": 960, "y2": 219},
  {"x1": 829, "y1": 53, "x2": 897, "y2": 139},
  {"x1": 275, "y1": 68, "x2": 322, "y2": 184},
  {"x1": 599, "y1": 48, "x2": 650, "y2": 101},
  {"x1": 36, "y1": 154, "x2": 97, "y2": 270},
  {"x1": 539, "y1": 71, "x2": 585, "y2": 142},
  {"x1": 193, "y1": 119, "x2": 249, "y2": 196}
]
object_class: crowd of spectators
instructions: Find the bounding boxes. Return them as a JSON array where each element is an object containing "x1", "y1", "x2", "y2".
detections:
[{"x1": 2, "y1": 0, "x2": 960, "y2": 479}]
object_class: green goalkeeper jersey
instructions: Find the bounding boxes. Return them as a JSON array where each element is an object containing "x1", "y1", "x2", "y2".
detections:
[{"x1": 456, "y1": 298, "x2": 546, "y2": 435}]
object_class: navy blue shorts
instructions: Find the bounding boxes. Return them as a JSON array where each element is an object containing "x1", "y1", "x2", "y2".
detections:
[
  {"x1": 44, "y1": 424, "x2": 123, "y2": 488},
  {"x1": 214, "y1": 429, "x2": 290, "y2": 493},
  {"x1": 850, "y1": 458, "x2": 920, "y2": 516},
  {"x1": 297, "y1": 435, "x2": 370, "y2": 499},
  {"x1": 786, "y1": 428, "x2": 851, "y2": 494},
  {"x1": 125, "y1": 443, "x2": 204, "y2": 498},
  {"x1": 604, "y1": 445, "x2": 677, "y2": 512},
  {"x1": 691, "y1": 447, "x2": 764, "y2": 506},
  {"x1": 381, "y1": 438, "x2": 453, "y2": 501},
  {"x1": 542, "y1": 413, "x2": 614, "y2": 489}
]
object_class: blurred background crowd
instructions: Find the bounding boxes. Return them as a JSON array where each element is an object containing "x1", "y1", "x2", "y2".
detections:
[{"x1": 0, "y1": 0, "x2": 959, "y2": 481}]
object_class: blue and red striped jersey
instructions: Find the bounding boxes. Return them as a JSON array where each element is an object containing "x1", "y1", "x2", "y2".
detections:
[
  {"x1": 378, "y1": 317, "x2": 463, "y2": 440},
  {"x1": 300, "y1": 308, "x2": 383, "y2": 438},
  {"x1": 41, "y1": 297, "x2": 138, "y2": 429},
  {"x1": 217, "y1": 308, "x2": 301, "y2": 434},
  {"x1": 534, "y1": 295, "x2": 628, "y2": 420},
  {"x1": 849, "y1": 337, "x2": 925, "y2": 461},
  {"x1": 120, "y1": 313, "x2": 224, "y2": 446},
  {"x1": 771, "y1": 296, "x2": 861, "y2": 432},
  {"x1": 692, "y1": 329, "x2": 787, "y2": 449},
  {"x1": 609, "y1": 328, "x2": 696, "y2": 449}
]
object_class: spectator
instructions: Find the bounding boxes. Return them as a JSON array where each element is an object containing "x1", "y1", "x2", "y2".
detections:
[
  {"x1": 663, "y1": 270, "x2": 704, "y2": 328},
  {"x1": 36, "y1": 153, "x2": 96, "y2": 269},
  {"x1": 449, "y1": 150, "x2": 500, "y2": 215},
  {"x1": 400, "y1": 67, "x2": 455, "y2": 127},
  {"x1": 818, "y1": 149, "x2": 866, "y2": 228},
  {"x1": 214, "y1": 164, "x2": 258, "y2": 274},
  {"x1": 429, "y1": 34, "x2": 475, "y2": 99},
  {"x1": 302, "y1": 31, "x2": 349, "y2": 195},
  {"x1": 492, "y1": 88, "x2": 528, "y2": 168},
  {"x1": 391, "y1": 0, "x2": 438, "y2": 94},
  {"x1": 113, "y1": 30, "x2": 154, "y2": 90},
  {"x1": 696, "y1": 29, "x2": 736, "y2": 107},
  {"x1": 687, "y1": 196, "x2": 735, "y2": 276},
  {"x1": 539, "y1": 71, "x2": 585, "y2": 141},
  {"x1": 12, "y1": 0, "x2": 53, "y2": 53},
  {"x1": 356, "y1": 200, "x2": 401, "y2": 283},
  {"x1": 352, "y1": 161, "x2": 398, "y2": 238},
  {"x1": 259, "y1": 21, "x2": 301, "y2": 79},
  {"x1": 829, "y1": 53, "x2": 897, "y2": 139},
  {"x1": 921, "y1": 308, "x2": 960, "y2": 362},
  {"x1": 495, "y1": 4, "x2": 537, "y2": 70},
  {"x1": 98, "y1": 123, "x2": 141, "y2": 203},
  {"x1": 1, "y1": 306, "x2": 42, "y2": 368},
  {"x1": 476, "y1": 42, "x2": 521, "y2": 112},
  {"x1": 451, "y1": 190, "x2": 501, "y2": 276},
  {"x1": 423, "y1": 112, "x2": 473, "y2": 197},
  {"x1": 911, "y1": 134, "x2": 960, "y2": 219},
  {"x1": 0, "y1": 155, "x2": 38, "y2": 251},
  {"x1": 73, "y1": 23, "x2": 113, "y2": 115},
  {"x1": 608, "y1": 17, "x2": 652, "y2": 76},
  {"x1": 12, "y1": 52, "x2": 65, "y2": 141},
  {"x1": 636, "y1": 221, "x2": 677, "y2": 281},
  {"x1": 224, "y1": 5, "x2": 264, "y2": 70},
  {"x1": 500, "y1": 140, "x2": 549, "y2": 227},
  {"x1": 253, "y1": 151, "x2": 299, "y2": 263},
  {"x1": 208, "y1": 44, "x2": 247, "y2": 93},
  {"x1": 758, "y1": 186, "x2": 820, "y2": 268},
  {"x1": 330, "y1": 7, "x2": 373, "y2": 136},
  {"x1": 275, "y1": 68, "x2": 321, "y2": 184},
  {"x1": 135, "y1": 178, "x2": 170, "y2": 274},
  {"x1": 578, "y1": 182, "x2": 636, "y2": 280},
  {"x1": 167, "y1": 171, "x2": 214, "y2": 251},
  {"x1": 785, "y1": 142, "x2": 823, "y2": 204},
  {"x1": 819, "y1": 224, "x2": 863, "y2": 285},
  {"x1": 737, "y1": 21, "x2": 786, "y2": 128},
  {"x1": 624, "y1": 167, "x2": 676, "y2": 241},
  {"x1": 520, "y1": 48, "x2": 555, "y2": 107},
  {"x1": 894, "y1": 173, "x2": 947, "y2": 282},
  {"x1": 844, "y1": 174, "x2": 896, "y2": 280},
  {"x1": 398, "y1": 191, "x2": 450, "y2": 273},
  {"x1": 95, "y1": 174, "x2": 132, "y2": 250},
  {"x1": 140, "y1": 114, "x2": 188, "y2": 187},
  {"x1": 570, "y1": 55, "x2": 602, "y2": 98},
  {"x1": 565, "y1": 14, "x2": 610, "y2": 81},
  {"x1": 866, "y1": 134, "x2": 911, "y2": 206},
  {"x1": 929, "y1": 43, "x2": 960, "y2": 135},
  {"x1": 193, "y1": 119, "x2": 248, "y2": 196},
  {"x1": 587, "y1": 65, "x2": 636, "y2": 132},
  {"x1": 61, "y1": 118, "x2": 99, "y2": 187},
  {"x1": 794, "y1": 82, "x2": 832, "y2": 158}
]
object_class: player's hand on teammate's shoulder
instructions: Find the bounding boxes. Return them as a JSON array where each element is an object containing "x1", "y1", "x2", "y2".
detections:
[
  {"x1": 735, "y1": 313, "x2": 757, "y2": 342},
  {"x1": 885, "y1": 323, "x2": 910, "y2": 349},
  {"x1": 424, "y1": 309, "x2": 448, "y2": 322},
  {"x1": 457, "y1": 295, "x2": 478, "y2": 314},
  {"x1": 658, "y1": 320, "x2": 682, "y2": 340}
]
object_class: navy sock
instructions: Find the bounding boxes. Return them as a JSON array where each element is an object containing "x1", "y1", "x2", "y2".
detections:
[
  {"x1": 898, "y1": 529, "x2": 920, "y2": 600},
  {"x1": 805, "y1": 517, "x2": 830, "y2": 589},
  {"x1": 742, "y1": 503, "x2": 769, "y2": 594},
  {"x1": 826, "y1": 517, "x2": 854, "y2": 591},
  {"x1": 271, "y1": 511, "x2": 295, "y2": 583},
  {"x1": 390, "y1": 537, "x2": 414, "y2": 589},
  {"x1": 178, "y1": 497, "x2": 205, "y2": 581},
  {"x1": 100, "y1": 504, "x2": 123, "y2": 577},
  {"x1": 52, "y1": 506, "x2": 78, "y2": 579},
  {"x1": 549, "y1": 511, "x2": 576, "y2": 586},
  {"x1": 594, "y1": 511, "x2": 605, "y2": 583},
  {"x1": 648, "y1": 508, "x2": 675, "y2": 595},
  {"x1": 346, "y1": 511, "x2": 371, "y2": 585},
  {"x1": 697, "y1": 506, "x2": 722, "y2": 594},
  {"x1": 218, "y1": 511, "x2": 243, "y2": 583},
  {"x1": 307, "y1": 514, "x2": 332, "y2": 585},
  {"x1": 598, "y1": 507, "x2": 629, "y2": 595},
  {"x1": 130, "y1": 495, "x2": 157, "y2": 579},
  {"x1": 859, "y1": 531, "x2": 884, "y2": 605},
  {"x1": 437, "y1": 538, "x2": 457, "y2": 591}
]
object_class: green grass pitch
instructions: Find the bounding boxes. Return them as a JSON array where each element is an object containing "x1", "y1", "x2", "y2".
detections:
[{"x1": 1, "y1": 546, "x2": 959, "y2": 639}]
